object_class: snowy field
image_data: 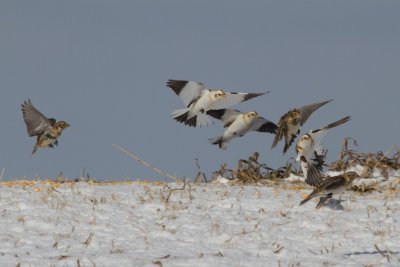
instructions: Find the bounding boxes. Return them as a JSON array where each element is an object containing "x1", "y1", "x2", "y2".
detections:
[{"x1": 0, "y1": 174, "x2": 399, "y2": 267}]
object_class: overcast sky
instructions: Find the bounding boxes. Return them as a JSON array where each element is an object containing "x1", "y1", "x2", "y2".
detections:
[{"x1": 1, "y1": 1, "x2": 399, "y2": 181}]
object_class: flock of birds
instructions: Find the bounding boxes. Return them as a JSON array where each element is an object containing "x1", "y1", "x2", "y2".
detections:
[
  {"x1": 166, "y1": 79, "x2": 360, "y2": 209},
  {"x1": 20, "y1": 79, "x2": 360, "y2": 209}
]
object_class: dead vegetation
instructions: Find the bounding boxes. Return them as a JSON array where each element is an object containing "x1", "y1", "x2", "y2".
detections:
[
  {"x1": 211, "y1": 152, "x2": 302, "y2": 185},
  {"x1": 329, "y1": 137, "x2": 399, "y2": 178},
  {"x1": 112, "y1": 144, "x2": 181, "y2": 183},
  {"x1": 160, "y1": 180, "x2": 193, "y2": 204},
  {"x1": 211, "y1": 138, "x2": 399, "y2": 189},
  {"x1": 109, "y1": 141, "x2": 399, "y2": 193}
]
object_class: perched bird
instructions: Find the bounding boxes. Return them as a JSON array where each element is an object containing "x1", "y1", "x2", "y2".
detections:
[
  {"x1": 21, "y1": 99, "x2": 70, "y2": 155},
  {"x1": 299, "y1": 171, "x2": 359, "y2": 209},
  {"x1": 272, "y1": 99, "x2": 333, "y2": 154},
  {"x1": 206, "y1": 109, "x2": 277, "y2": 149},
  {"x1": 296, "y1": 116, "x2": 351, "y2": 186},
  {"x1": 167, "y1": 79, "x2": 267, "y2": 127}
]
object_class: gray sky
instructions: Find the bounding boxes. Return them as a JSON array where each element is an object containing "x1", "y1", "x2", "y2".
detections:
[{"x1": 1, "y1": 1, "x2": 399, "y2": 181}]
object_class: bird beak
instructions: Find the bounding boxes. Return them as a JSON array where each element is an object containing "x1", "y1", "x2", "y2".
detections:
[{"x1": 66, "y1": 123, "x2": 71, "y2": 128}]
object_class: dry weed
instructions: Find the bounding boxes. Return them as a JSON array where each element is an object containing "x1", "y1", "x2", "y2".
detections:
[
  {"x1": 212, "y1": 152, "x2": 302, "y2": 185},
  {"x1": 330, "y1": 138, "x2": 399, "y2": 178}
]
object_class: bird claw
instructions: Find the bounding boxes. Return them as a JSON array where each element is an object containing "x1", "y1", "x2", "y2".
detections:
[{"x1": 48, "y1": 140, "x2": 58, "y2": 149}]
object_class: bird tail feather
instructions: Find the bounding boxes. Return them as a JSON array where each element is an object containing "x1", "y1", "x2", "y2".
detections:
[
  {"x1": 208, "y1": 136, "x2": 227, "y2": 150},
  {"x1": 31, "y1": 146, "x2": 38, "y2": 156},
  {"x1": 172, "y1": 108, "x2": 190, "y2": 121},
  {"x1": 195, "y1": 113, "x2": 212, "y2": 127}
]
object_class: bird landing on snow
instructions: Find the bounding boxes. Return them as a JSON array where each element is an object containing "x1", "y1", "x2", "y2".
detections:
[
  {"x1": 299, "y1": 171, "x2": 360, "y2": 209},
  {"x1": 296, "y1": 116, "x2": 351, "y2": 186}
]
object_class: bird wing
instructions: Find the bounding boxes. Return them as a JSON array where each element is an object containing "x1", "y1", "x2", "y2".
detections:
[
  {"x1": 206, "y1": 109, "x2": 241, "y2": 128},
  {"x1": 166, "y1": 79, "x2": 206, "y2": 107},
  {"x1": 309, "y1": 116, "x2": 351, "y2": 154},
  {"x1": 299, "y1": 99, "x2": 333, "y2": 125},
  {"x1": 210, "y1": 91, "x2": 267, "y2": 110},
  {"x1": 21, "y1": 99, "x2": 54, "y2": 137},
  {"x1": 251, "y1": 117, "x2": 278, "y2": 134},
  {"x1": 320, "y1": 175, "x2": 346, "y2": 191},
  {"x1": 319, "y1": 116, "x2": 351, "y2": 131},
  {"x1": 299, "y1": 156, "x2": 323, "y2": 187},
  {"x1": 271, "y1": 110, "x2": 291, "y2": 148}
]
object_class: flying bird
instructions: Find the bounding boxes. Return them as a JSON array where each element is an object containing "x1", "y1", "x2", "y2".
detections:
[
  {"x1": 206, "y1": 109, "x2": 277, "y2": 149},
  {"x1": 167, "y1": 79, "x2": 267, "y2": 127},
  {"x1": 299, "y1": 171, "x2": 359, "y2": 209},
  {"x1": 272, "y1": 99, "x2": 333, "y2": 154},
  {"x1": 296, "y1": 116, "x2": 351, "y2": 186},
  {"x1": 21, "y1": 99, "x2": 70, "y2": 155}
]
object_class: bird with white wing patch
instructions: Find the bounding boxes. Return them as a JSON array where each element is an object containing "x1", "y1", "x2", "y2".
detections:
[
  {"x1": 206, "y1": 109, "x2": 277, "y2": 149},
  {"x1": 296, "y1": 116, "x2": 351, "y2": 186},
  {"x1": 167, "y1": 79, "x2": 267, "y2": 127}
]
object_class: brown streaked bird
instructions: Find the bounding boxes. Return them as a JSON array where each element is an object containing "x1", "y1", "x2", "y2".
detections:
[
  {"x1": 299, "y1": 171, "x2": 359, "y2": 209},
  {"x1": 296, "y1": 116, "x2": 351, "y2": 186},
  {"x1": 272, "y1": 99, "x2": 333, "y2": 154},
  {"x1": 167, "y1": 79, "x2": 267, "y2": 127},
  {"x1": 206, "y1": 109, "x2": 277, "y2": 149},
  {"x1": 21, "y1": 99, "x2": 70, "y2": 155}
]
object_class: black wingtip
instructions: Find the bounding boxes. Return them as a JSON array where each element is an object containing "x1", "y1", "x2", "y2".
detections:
[
  {"x1": 166, "y1": 79, "x2": 189, "y2": 96},
  {"x1": 258, "y1": 121, "x2": 278, "y2": 134},
  {"x1": 242, "y1": 92, "x2": 265, "y2": 102},
  {"x1": 206, "y1": 109, "x2": 225, "y2": 120},
  {"x1": 184, "y1": 116, "x2": 197, "y2": 127},
  {"x1": 174, "y1": 111, "x2": 189, "y2": 123}
]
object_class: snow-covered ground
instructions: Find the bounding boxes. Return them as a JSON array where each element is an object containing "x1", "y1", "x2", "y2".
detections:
[{"x1": 0, "y1": 175, "x2": 399, "y2": 267}]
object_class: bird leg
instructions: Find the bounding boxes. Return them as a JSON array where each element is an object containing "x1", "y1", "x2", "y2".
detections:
[
  {"x1": 48, "y1": 140, "x2": 58, "y2": 149},
  {"x1": 316, "y1": 193, "x2": 333, "y2": 209}
]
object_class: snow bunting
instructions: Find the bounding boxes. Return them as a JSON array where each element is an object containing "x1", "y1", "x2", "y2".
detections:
[
  {"x1": 21, "y1": 99, "x2": 70, "y2": 155},
  {"x1": 206, "y1": 109, "x2": 277, "y2": 149},
  {"x1": 167, "y1": 79, "x2": 267, "y2": 127},
  {"x1": 296, "y1": 116, "x2": 351, "y2": 186},
  {"x1": 272, "y1": 99, "x2": 333, "y2": 154},
  {"x1": 299, "y1": 171, "x2": 359, "y2": 209}
]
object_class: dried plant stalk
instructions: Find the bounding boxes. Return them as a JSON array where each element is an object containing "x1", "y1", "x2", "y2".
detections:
[
  {"x1": 330, "y1": 138, "x2": 399, "y2": 178},
  {"x1": 213, "y1": 152, "x2": 302, "y2": 184},
  {"x1": 112, "y1": 144, "x2": 180, "y2": 183}
]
